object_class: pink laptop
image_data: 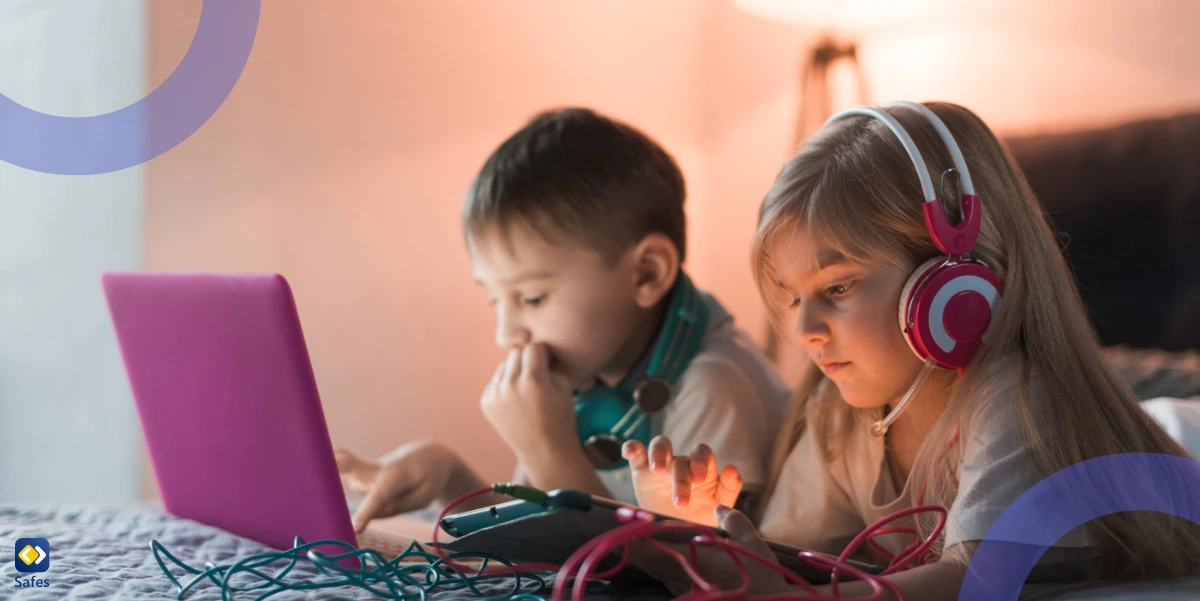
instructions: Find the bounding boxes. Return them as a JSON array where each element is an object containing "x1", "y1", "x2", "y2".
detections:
[{"x1": 101, "y1": 271, "x2": 360, "y2": 557}]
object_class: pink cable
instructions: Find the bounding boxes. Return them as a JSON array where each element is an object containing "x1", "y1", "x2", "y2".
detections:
[
  {"x1": 434, "y1": 489, "x2": 948, "y2": 601},
  {"x1": 821, "y1": 505, "x2": 946, "y2": 599},
  {"x1": 553, "y1": 507, "x2": 921, "y2": 601}
]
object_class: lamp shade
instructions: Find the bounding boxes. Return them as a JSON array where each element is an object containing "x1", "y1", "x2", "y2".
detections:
[{"x1": 731, "y1": 0, "x2": 976, "y2": 30}]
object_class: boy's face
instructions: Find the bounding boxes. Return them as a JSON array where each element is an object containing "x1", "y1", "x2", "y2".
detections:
[
  {"x1": 769, "y1": 226, "x2": 927, "y2": 410},
  {"x1": 469, "y1": 222, "x2": 643, "y2": 390}
]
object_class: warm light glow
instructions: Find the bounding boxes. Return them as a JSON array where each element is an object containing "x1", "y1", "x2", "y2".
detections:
[
  {"x1": 730, "y1": 0, "x2": 1011, "y2": 30},
  {"x1": 731, "y1": 0, "x2": 935, "y2": 28}
]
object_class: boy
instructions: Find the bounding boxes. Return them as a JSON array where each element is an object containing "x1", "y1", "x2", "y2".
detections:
[{"x1": 337, "y1": 107, "x2": 790, "y2": 529}]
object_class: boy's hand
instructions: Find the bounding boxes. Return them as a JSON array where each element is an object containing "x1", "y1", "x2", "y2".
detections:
[
  {"x1": 335, "y1": 441, "x2": 461, "y2": 533},
  {"x1": 336, "y1": 447, "x2": 380, "y2": 494},
  {"x1": 623, "y1": 436, "x2": 743, "y2": 526},
  {"x1": 481, "y1": 343, "x2": 578, "y2": 465}
]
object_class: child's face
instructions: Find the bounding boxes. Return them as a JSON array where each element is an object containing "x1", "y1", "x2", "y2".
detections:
[
  {"x1": 769, "y1": 226, "x2": 927, "y2": 410},
  {"x1": 469, "y1": 222, "x2": 643, "y2": 390}
]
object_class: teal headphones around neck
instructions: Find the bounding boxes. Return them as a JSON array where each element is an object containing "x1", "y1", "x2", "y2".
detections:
[{"x1": 574, "y1": 272, "x2": 710, "y2": 470}]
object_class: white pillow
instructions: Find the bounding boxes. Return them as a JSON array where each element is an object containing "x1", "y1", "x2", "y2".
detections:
[{"x1": 1142, "y1": 396, "x2": 1200, "y2": 460}]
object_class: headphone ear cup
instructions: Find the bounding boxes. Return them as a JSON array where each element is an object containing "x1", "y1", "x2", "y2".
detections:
[
  {"x1": 898, "y1": 257, "x2": 945, "y2": 362},
  {"x1": 574, "y1": 389, "x2": 628, "y2": 443},
  {"x1": 899, "y1": 257, "x2": 1002, "y2": 371},
  {"x1": 574, "y1": 389, "x2": 651, "y2": 470}
]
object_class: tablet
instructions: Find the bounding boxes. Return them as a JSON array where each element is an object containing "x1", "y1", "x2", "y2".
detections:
[{"x1": 437, "y1": 490, "x2": 882, "y2": 584}]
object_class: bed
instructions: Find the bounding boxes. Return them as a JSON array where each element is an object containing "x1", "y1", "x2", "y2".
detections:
[
  {"x1": 4, "y1": 494, "x2": 1200, "y2": 601},
  {"x1": 0, "y1": 505, "x2": 665, "y2": 601}
]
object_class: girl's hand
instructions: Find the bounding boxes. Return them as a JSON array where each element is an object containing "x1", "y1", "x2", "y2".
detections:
[
  {"x1": 623, "y1": 435, "x2": 743, "y2": 526},
  {"x1": 629, "y1": 505, "x2": 793, "y2": 597}
]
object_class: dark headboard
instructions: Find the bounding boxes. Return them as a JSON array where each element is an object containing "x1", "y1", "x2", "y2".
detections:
[{"x1": 1005, "y1": 112, "x2": 1200, "y2": 352}]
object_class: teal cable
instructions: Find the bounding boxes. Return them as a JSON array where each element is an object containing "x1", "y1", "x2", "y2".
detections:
[
  {"x1": 151, "y1": 535, "x2": 548, "y2": 600},
  {"x1": 151, "y1": 484, "x2": 557, "y2": 600}
]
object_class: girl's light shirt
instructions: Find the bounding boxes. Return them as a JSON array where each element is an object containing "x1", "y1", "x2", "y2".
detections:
[{"x1": 759, "y1": 355, "x2": 1097, "y2": 562}]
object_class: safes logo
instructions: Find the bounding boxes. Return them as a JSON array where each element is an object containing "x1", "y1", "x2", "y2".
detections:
[
  {"x1": 13, "y1": 538, "x2": 51, "y2": 589},
  {"x1": 14, "y1": 538, "x2": 49, "y2": 573}
]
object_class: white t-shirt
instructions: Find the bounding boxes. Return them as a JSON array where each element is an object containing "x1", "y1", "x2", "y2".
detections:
[
  {"x1": 596, "y1": 291, "x2": 793, "y2": 505},
  {"x1": 758, "y1": 355, "x2": 1096, "y2": 563}
]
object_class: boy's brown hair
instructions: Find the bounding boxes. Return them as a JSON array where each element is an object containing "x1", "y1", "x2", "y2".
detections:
[{"x1": 463, "y1": 107, "x2": 687, "y2": 262}]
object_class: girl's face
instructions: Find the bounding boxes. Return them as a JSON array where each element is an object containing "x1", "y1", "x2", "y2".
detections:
[{"x1": 769, "y1": 225, "x2": 928, "y2": 409}]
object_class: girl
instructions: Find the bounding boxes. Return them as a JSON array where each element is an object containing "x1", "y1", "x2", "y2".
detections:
[{"x1": 621, "y1": 101, "x2": 1200, "y2": 599}]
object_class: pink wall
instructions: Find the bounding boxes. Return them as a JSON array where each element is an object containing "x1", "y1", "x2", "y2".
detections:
[
  {"x1": 855, "y1": 0, "x2": 1200, "y2": 135},
  {"x1": 144, "y1": 0, "x2": 714, "y2": 496},
  {"x1": 142, "y1": 0, "x2": 1200, "y2": 496}
]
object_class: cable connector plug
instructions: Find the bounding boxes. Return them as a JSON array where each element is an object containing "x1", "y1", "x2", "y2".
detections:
[{"x1": 491, "y1": 482, "x2": 549, "y2": 505}]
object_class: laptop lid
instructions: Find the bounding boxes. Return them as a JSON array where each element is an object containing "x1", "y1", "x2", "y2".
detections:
[{"x1": 101, "y1": 271, "x2": 358, "y2": 553}]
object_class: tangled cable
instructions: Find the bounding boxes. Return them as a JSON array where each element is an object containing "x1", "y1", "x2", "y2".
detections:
[
  {"x1": 545, "y1": 504, "x2": 947, "y2": 601},
  {"x1": 150, "y1": 533, "x2": 549, "y2": 600},
  {"x1": 152, "y1": 483, "x2": 946, "y2": 601}
]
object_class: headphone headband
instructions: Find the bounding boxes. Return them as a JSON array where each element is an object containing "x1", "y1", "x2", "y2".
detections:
[
  {"x1": 824, "y1": 106, "x2": 939, "y2": 204},
  {"x1": 646, "y1": 272, "x2": 708, "y2": 385},
  {"x1": 884, "y1": 101, "x2": 974, "y2": 196},
  {"x1": 573, "y1": 271, "x2": 710, "y2": 470},
  {"x1": 825, "y1": 102, "x2": 982, "y2": 256}
]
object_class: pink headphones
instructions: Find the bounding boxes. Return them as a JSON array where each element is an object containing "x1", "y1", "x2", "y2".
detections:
[{"x1": 825, "y1": 102, "x2": 1003, "y2": 372}]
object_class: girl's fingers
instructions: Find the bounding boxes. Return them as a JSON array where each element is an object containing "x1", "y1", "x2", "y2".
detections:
[
  {"x1": 716, "y1": 464, "x2": 744, "y2": 508},
  {"x1": 622, "y1": 440, "x2": 649, "y2": 471},
  {"x1": 716, "y1": 505, "x2": 773, "y2": 559},
  {"x1": 689, "y1": 444, "x2": 716, "y2": 483},
  {"x1": 672, "y1": 457, "x2": 692, "y2": 507},
  {"x1": 648, "y1": 435, "x2": 674, "y2": 473}
]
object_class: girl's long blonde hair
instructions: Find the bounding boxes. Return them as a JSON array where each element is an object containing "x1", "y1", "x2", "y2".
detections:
[{"x1": 752, "y1": 101, "x2": 1200, "y2": 579}]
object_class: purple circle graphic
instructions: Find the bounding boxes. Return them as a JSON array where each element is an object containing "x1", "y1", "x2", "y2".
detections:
[
  {"x1": 0, "y1": 0, "x2": 260, "y2": 175},
  {"x1": 960, "y1": 453, "x2": 1200, "y2": 600}
]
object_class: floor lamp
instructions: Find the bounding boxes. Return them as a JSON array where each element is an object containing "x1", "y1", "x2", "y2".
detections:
[{"x1": 761, "y1": 33, "x2": 870, "y2": 365}]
